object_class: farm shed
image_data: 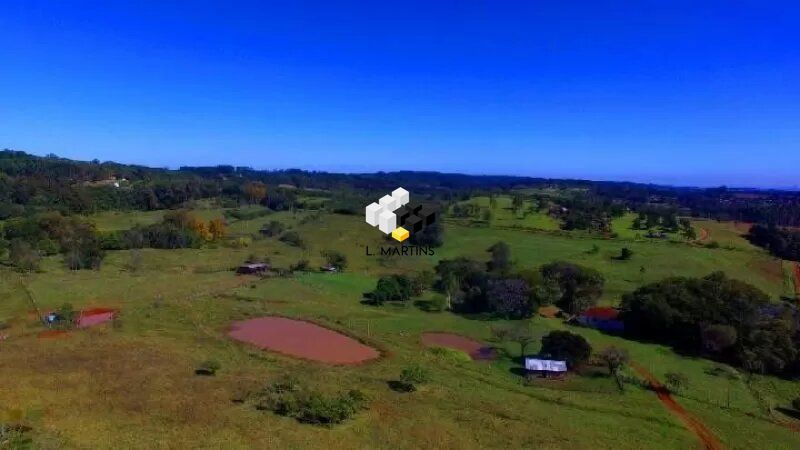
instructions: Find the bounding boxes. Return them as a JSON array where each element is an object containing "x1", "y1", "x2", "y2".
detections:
[
  {"x1": 236, "y1": 263, "x2": 270, "y2": 275},
  {"x1": 525, "y1": 358, "x2": 568, "y2": 378},
  {"x1": 577, "y1": 307, "x2": 624, "y2": 332}
]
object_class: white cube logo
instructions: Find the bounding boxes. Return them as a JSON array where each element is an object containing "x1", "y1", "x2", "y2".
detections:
[
  {"x1": 366, "y1": 187, "x2": 410, "y2": 237},
  {"x1": 378, "y1": 210, "x2": 396, "y2": 234},
  {"x1": 365, "y1": 202, "x2": 383, "y2": 226},
  {"x1": 392, "y1": 187, "x2": 409, "y2": 207},
  {"x1": 378, "y1": 194, "x2": 398, "y2": 212}
]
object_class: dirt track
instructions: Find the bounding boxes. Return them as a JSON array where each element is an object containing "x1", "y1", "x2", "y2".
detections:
[{"x1": 631, "y1": 363, "x2": 723, "y2": 450}]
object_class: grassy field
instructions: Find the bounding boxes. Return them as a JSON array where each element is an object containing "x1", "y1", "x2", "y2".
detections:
[
  {"x1": 1, "y1": 208, "x2": 799, "y2": 448},
  {"x1": 452, "y1": 195, "x2": 561, "y2": 231}
]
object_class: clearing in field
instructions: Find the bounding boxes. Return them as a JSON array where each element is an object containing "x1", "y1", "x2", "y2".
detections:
[
  {"x1": 228, "y1": 316, "x2": 380, "y2": 364},
  {"x1": 421, "y1": 331, "x2": 496, "y2": 360}
]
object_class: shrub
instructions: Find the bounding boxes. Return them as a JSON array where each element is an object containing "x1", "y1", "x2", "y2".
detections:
[
  {"x1": 370, "y1": 275, "x2": 413, "y2": 305},
  {"x1": 224, "y1": 236, "x2": 252, "y2": 249},
  {"x1": 394, "y1": 364, "x2": 431, "y2": 392},
  {"x1": 257, "y1": 380, "x2": 368, "y2": 426},
  {"x1": 9, "y1": 239, "x2": 41, "y2": 272},
  {"x1": 540, "y1": 330, "x2": 592, "y2": 368},
  {"x1": 279, "y1": 231, "x2": 306, "y2": 248},
  {"x1": 195, "y1": 359, "x2": 221, "y2": 376},
  {"x1": 425, "y1": 294, "x2": 448, "y2": 312},
  {"x1": 290, "y1": 259, "x2": 310, "y2": 272},
  {"x1": 618, "y1": 247, "x2": 633, "y2": 260},
  {"x1": 320, "y1": 250, "x2": 347, "y2": 271},
  {"x1": 664, "y1": 372, "x2": 689, "y2": 393},
  {"x1": 597, "y1": 346, "x2": 630, "y2": 375},
  {"x1": 426, "y1": 346, "x2": 472, "y2": 363},
  {"x1": 259, "y1": 220, "x2": 285, "y2": 237}
]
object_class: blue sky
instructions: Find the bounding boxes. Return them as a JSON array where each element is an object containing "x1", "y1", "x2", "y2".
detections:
[{"x1": 1, "y1": 1, "x2": 798, "y2": 187}]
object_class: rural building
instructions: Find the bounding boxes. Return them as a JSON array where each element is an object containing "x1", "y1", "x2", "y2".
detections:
[
  {"x1": 236, "y1": 263, "x2": 270, "y2": 275},
  {"x1": 525, "y1": 358, "x2": 568, "y2": 378},
  {"x1": 577, "y1": 307, "x2": 625, "y2": 332}
]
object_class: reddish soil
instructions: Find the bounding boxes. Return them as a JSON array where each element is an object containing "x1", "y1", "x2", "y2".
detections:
[
  {"x1": 632, "y1": 363, "x2": 723, "y2": 450},
  {"x1": 421, "y1": 332, "x2": 496, "y2": 360},
  {"x1": 76, "y1": 308, "x2": 116, "y2": 328},
  {"x1": 698, "y1": 227, "x2": 710, "y2": 241},
  {"x1": 793, "y1": 263, "x2": 800, "y2": 298},
  {"x1": 228, "y1": 316, "x2": 380, "y2": 364},
  {"x1": 38, "y1": 329, "x2": 69, "y2": 339}
]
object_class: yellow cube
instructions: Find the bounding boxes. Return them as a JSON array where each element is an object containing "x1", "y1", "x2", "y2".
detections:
[{"x1": 391, "y1": 227, "x2": 409, "y2": 242}]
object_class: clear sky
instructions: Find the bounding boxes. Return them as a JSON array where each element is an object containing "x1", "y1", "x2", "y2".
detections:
[{"x1": 1, "y1": 1, "x2": 798, "y2": 187}]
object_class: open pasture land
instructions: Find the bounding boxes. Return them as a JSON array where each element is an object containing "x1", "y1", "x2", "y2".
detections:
[
  {"x1": 1, "y1": 209, "x2": 799, "y2": 448},
  {"x1": 451, "y1": 195, "x2": 561, "y2": 231}
]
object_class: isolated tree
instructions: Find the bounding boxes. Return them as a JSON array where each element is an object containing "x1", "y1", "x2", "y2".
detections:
[
  {"x1": 487, "y1": 241, "x2": 512, "y2": 274},
  {"x1": 509, "y1": 324, "x2": 536, "y2": 357},
  {"x1": 486, "y1": 279, "x2": 533, "y2": 319},
  {"x1": 598, "y1": 346, "x2": 630, "y2": 376},
  {"x1": 208, "y1": 218, "x2": 227, "y2": 240},
  {"x1": 664, "y1": 372, "x2": 689, "y2": 393},
  {"x1": 411, "y1": 270, "x2": 436, "y2": 296},
  {"x1": 540, "y1": 330, "x2": 592, "y2": 368},
  {"x1": 618, "y1": 247, "x2": 633, "y2": 260},
  {"x1": 9, "y1": 239, "x2": 41, "y2": 272},
  {"x1": 242, "y1": 181, "x2": 267, "y2": 204},
  {"x1": 540, "y1": 262, "x2": 604, "y2": 315},
  {"x1": 511, "y1": 194, "x2": 524, "y2": 214},
  {"x1": 321, "y1": 250, "x2": 348, "y2": 271}
]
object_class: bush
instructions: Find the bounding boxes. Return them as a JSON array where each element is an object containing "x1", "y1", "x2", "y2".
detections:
[
  {"x1": 370, "y1": 275, "x2": 413, "y2": 305},
  {"x1": 320, "y1": 250, "x2": 347, "y2": 271},
  {"x1": 290, "y1": 259, "x2": 310, "y2": 272},
  {"x1": 195, "y1": 359, "x2": 221, "y2": 376},
  {"x1": 279, "y1": 231, "x2": 306, "y2": 248},
  {"x1": 540, "y1": 331, "x2": 592, "y2": 368},
  {"x1": 9, "y1": 239, "x2": 41, "y2": 272},
  {"x1": 393, "y1": 364, "x2": 431, "y2": 392},
  {"x1": 224, "y1": 236, "x2": 252, "y2": 249},
  {"x1": 425, "y1": 294, "x2": 448, "y2": 312},
  {"x1": 257, "y1": 380, "x2": 368, "y2": 426},
  {"x1": 259, "y1": 220, "x2": 285, "y2": 237},
  {"x1": 618, "y1": 247, "x2": 633, "y2": 260},
  {"x1": 664, "y1": 372, "x2": 689, "y2": 393},
  {"x1": 426, "y1": 346, "x2": 472, "y2": 363}
]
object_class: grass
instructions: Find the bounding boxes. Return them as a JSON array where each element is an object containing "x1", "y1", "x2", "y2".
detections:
[{"x1": 1, "y1": 207, "x2": 799, "y2": 448}]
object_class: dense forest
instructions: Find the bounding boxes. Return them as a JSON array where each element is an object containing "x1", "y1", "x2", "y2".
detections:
[{"x1": 2, "y1": 149, "x2": 800, "y2": 228}]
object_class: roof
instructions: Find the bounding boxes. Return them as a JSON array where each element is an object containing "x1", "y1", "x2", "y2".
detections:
[
  {"x1": 581, "y1": 307, "x2": 620, "y2": 321},
  {"x1": 239, "y1": 263, "x2": 269, "y2": 269},
  {"x1": 525, "y1": 358, "x2": 568, "y2": 372}
]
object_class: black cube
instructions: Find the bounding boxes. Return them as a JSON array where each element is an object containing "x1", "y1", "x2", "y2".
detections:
[
  {"x1": 394, "y1": 206, "x2": 411, "y2": 226},
  {"x1": 417, "y1": 206, "x2": 436, "y2": 226},
  {"x1": 405, "y1": 215, "x2": 423, "y2": 233}
]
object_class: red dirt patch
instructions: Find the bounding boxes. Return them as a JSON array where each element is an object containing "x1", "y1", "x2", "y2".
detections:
[
  {"x1": 632, "y1": 363, "x2": 723, "y2": 450},
  {"x1": 76, "y1": 308, "x2": 116, "y2": 328},
  {"x1": 228, "y1": 316, "x2": 380, "y2": 364},
  {"x1": 38, "y1": 329, "x2": 69, "y2": 339},
  {"x1": 421, "y1": 332, "x2": 496, "y2": 360},
  {"x1": 793, "y1": 263, "x2": 800, "y2": 298},
  {"x1": 698, "y1": 227, "x2": 710, "y2": 241}
]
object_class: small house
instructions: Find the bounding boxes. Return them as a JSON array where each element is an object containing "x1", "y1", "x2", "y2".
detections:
[
  {"x1": 525, "y1": 358, "x2": 568, "y2": 378},
  {"x1": 236, "y1": 263, "x2": 270, "y2": 275},
  {"x1": 577, "y1": 307, "x2": 625, "y2": 332}
]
